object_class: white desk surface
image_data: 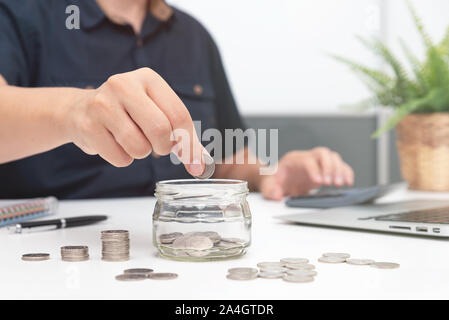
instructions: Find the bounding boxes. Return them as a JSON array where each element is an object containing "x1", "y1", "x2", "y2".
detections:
[{"x1": 1, "y1": 189, "x2": 449, "y2": 300}]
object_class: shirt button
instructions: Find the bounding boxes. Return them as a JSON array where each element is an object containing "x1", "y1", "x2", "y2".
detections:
[
  {"x1": 193, "y1": 84, "x2": 203, "y2": 96},
  {"x1": 136, "y1": 38, "x2": 144, "y2": 47}
]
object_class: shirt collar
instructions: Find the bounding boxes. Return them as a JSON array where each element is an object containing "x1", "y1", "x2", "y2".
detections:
[
  {"x1": 76, "y1": 0, "x2": 106, "y2": 30},
  {"x1": 77, "y1": 0, "x2": 175, "y2": 32}
]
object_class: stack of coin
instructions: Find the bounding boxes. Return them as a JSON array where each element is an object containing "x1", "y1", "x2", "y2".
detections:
[
  {"x1": 22, "y1": 253, "x2": 50, "y2": 262},
  {"x1": 115, "y1": 268, "x2": 178, "y2": 281},
  {"x1": 227, "y1": 267, "x2": 258, "y2": 280},
  {"x1": 61, "y1": 246, "x2": 89, "y2": 262},
  {"x1": 101, "y1": 230, "x2": 130, "y2": 261}
]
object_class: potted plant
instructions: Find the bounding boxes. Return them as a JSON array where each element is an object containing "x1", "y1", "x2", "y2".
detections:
[{"x1": 333, "y1": 0, "x2": 449, "y2": 191}]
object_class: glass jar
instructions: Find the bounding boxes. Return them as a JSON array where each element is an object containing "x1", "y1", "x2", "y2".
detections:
[{"x1": 153, "y1": 179, "x2": 251, "y2": 261}]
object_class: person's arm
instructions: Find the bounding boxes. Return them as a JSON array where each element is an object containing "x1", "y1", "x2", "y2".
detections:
[{"x1": 0, "y1": 69, "x2": 207, "y2": 176}]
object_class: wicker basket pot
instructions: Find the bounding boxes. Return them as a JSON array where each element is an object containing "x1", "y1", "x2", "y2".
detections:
[{"x1": 396, "y1": 113, "x2": 449, "y2": 191}]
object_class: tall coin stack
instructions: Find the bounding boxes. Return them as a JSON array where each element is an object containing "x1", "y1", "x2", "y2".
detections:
[
  {"x1": 101, "y1": 230, "x2": 130, "y2": 261},
  {"x1": 61, "y1": 246, "x2": 89, "y2": 262}
]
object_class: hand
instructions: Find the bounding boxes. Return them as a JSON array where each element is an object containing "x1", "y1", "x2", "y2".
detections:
[
  {"x1": 260, "y1": 147, "x2": 354, "y2": 201},
  {"x1": 64, "y1": 68, "x2": 205, "y2": 176}
]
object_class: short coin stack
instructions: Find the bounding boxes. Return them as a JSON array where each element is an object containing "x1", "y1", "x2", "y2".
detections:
[
  {"x1": 61, "y1": 246, "x2": 89, "y2": 262},
  {"x1": 227, "y1": 257, "x2": 317, "y2": 283},
  {"x1": 318, "y1": 252, "x2": 400, "y2": 269},
  {"x1": 21, "y1": 253, "x2": 50, "y2": 261},
  {"x1": 115, "y1": 268, "x2": 178, "y2": 281},
  {"x1": 101, "y1": 230, "x2": 130, "y2": 262}
]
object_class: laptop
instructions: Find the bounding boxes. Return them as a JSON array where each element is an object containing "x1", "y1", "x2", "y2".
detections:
[{"x1": 278, "y1": 199, "x2": 449, "y2": 237}]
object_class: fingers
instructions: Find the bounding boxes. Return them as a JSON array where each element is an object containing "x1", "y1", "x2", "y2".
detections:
[
  {"x1": 99, "y1": 102, "x2": 153, "y2": 160},
  {"x1": 91, "y1": 127, "x2": 134, "y2": 167},
  {"x1": 260, "y1": 174, "x2": 284, "y2": 201},
  {"x1": 137, "y1": 68, "x2": 205, "y2": 176},
  {"x1": 312, "y1": 147, "x2": 355, "y2": 187},
  {"x1": 312, "y1": 147, "x2": 333, "y2": 185},
  {"x1": 330, "y1": 152, "x2": 344, "y2": 187},
  {"x1": 343, "y1": 162, "x2": 355, "y2": 185}
]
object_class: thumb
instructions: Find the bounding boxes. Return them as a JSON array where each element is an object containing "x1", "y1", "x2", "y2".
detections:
[{"x1": 260, "y1": 174, "x2": 284, "y2": 201}]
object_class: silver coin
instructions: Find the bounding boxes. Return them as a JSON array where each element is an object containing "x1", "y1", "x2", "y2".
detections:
[
  {"x1": 280, "y1": 257, "x2": 309, "y2": 265},
  {"x1": 187, "y1": 250, "x2": 210, "y2": 257},
  {"x1": 21, "y1": 253, "x2": 50, "y2": 261},
  {"x1": 286, "y1": 263, "x2": 315, "y2": 270},
  {"x1": 318, "y1": 256, "x2": 347, "y2": 264},
  {"x1": 159, "y1": 232, "x2": 183, "y2": 244},
  {"x1": 221, "y1": 238, "x2": 246, "y2": 245},
  {"x1": 186, "y1": 236, "x2": 214, "y2": 250},
  {"x1": 185, "y1": 231, "x2": 221, "y2": 244},
  {"x1": 259, "y1": 266, "x2": 288, "y2": 273},
  {"x1": 346, "y1": 259, "x2": 375, "y2": 266},
  {"x1": 124, "y1": 268, "x2": 154, "y2": 275},
  {"x1": 323, "y1": 252, "x2": 350, "y2": 259},
  {"x1": 61, "y1": 245, "x2": 88, "y2": 250},
  {"x1": 228, "y1": 267, "x2": 258, "y2": 275},
  {"x1": 286, "y1": 269, "x2": 317, "y2": 277},
  {"x1": 148, "y1": 272, "x2": 178, "y2": 280},
  {"x1": 61, "y1": 256, "x2": 89, "y2": 262},
  {"x1": 257, "y1": 262, "x2": 284, "y2": 269},
  {"x1": 115, "y1": 273, "x2": 148, "y2": 282},
  {"x1": 370, "y1": 262, "x2": 400, "y2": 269},
  {"x1": 172, "y1": 236, "x2": 188, "y2": 249},
  {"x1": 283, "y1": 275, "x2": 314, "y2": 283},
  {"x1": 194, "y1": 152, "x2": 215, "y2": 179},
  {"x1": 258, "y1": 272, "x2": 284, "y2": 279},
  {"x1": 226, "y1": 273, "x2": 257, "y2": 281}
]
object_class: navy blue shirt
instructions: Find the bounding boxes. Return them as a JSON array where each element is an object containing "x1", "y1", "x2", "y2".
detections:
[{"x1": 0, "y1": 0, "x2": 244, "y2": 199}]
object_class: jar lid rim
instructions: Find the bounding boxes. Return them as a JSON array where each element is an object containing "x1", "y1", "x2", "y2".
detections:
[{"x1": 156, "y1": 179, "x2": 247, "y2": 186}]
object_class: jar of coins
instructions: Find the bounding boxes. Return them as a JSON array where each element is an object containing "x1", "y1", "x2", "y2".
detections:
[{"x1": 153, "y1": 179, "x2": 251, "y2": 261}]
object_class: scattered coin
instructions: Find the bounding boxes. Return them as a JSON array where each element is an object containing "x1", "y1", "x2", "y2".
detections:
[
  {"x1": 159, "y1": 232, "x2": 183, "y2": 244},
  {"x1": 370, "y1": 262, "x2": 400, "y2": 269},
  {"x1": 258, "y1": 272, "x2": 284, "y2": 279},
  {"x1": 323, "y1": 252, "x2": 350, "y2": 259},
  {"x1": 283, "y1": 275, "x2": 314, "y2": 283},
  {"x1": 346, "y1": 259, "x2": 375, "y2": 266},
  {"x1": 226, "y1": 273, "x2": 258, "y2": 281},
  {"x1": 257, "y1": 262, "x2": 284, "y2": 269},
  {"x1": 318, "y1": 256, "x2": 347, "y2": 264},
  {"x1": 101, "y1": 230, "x2": 130, "y2": 262},
  {"x1": 285, "y1": 269, "x2": 317, "y2": 277},
  {"x1": 148, "y1": 272, "x2": 178, "y2": 280},
  {"x1": 124, "y1": 268, "x2": 154, "y2": 275},
  {"x1": 115, "y1": 273, "x2": 148, "y2": 282},
  {"x1": 280, "y1": 257, "x2": 309, "y2": 265},
  {"x1": 21, "y1": 253, "x2": 50, "y2": 261},
  {"x1": 286, "y1": 263, "x2": 315, "y2": 270},
  {"x1": 61, "y1": 246, "x2": 89, "y2": 262},
  {"x1": 228, "y1": 267, "x2": 258, "y2": 275}
]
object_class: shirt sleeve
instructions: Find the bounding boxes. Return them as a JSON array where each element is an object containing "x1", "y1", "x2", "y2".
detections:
[
  {"x1": 0, "y1": 1, "x2": 35, "y2": 86},
  {"x1": 207, "y1": 33, "x2": 247, "y2": 157}
]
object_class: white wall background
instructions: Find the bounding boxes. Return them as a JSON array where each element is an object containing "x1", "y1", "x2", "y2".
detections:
[{"x1": 168, "y1": 0, "x2": 449, "y2": 115}]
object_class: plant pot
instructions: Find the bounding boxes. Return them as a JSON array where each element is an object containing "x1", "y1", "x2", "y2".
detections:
[{"x1": 396, "y1": 113, "x2": 449, "y2": 191}]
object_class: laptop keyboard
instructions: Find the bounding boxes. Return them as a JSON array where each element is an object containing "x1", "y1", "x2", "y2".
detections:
[{"x1": 375, "y1": 206, "x2": 449, "y2": 224}]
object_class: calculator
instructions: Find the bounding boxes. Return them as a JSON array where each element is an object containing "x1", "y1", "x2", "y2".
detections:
[{"x1": 285, "y1": 183, "x2": 406, "y2": 209}]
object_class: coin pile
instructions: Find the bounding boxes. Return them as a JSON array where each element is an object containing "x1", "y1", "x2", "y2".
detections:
[
  {"x1": 101, "y1": 230, "x2": 130, "y2": 261},
  {"x1": 318, "y1": 252, "x2": 400, "y2": 269},
  {"x1": 159, "y1": 231, "x2": 246, "y2": 257},
  {"x1": 61, "y1": 246, "x2": 89, "y2": 262},
  {"x1": 21, "y1": 253, "x2": 50, "y2": 261},
  {"x1": 227, "y1": 257, "x2": 317, "y2": 283},
  {"x1": 115, "y1": 268, "x2": 178, "y2": 281}
]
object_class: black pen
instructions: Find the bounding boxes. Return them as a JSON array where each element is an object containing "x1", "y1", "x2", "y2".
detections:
[{"x1": 10, "y1": 215, "x2": 108, "y2": 233}]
